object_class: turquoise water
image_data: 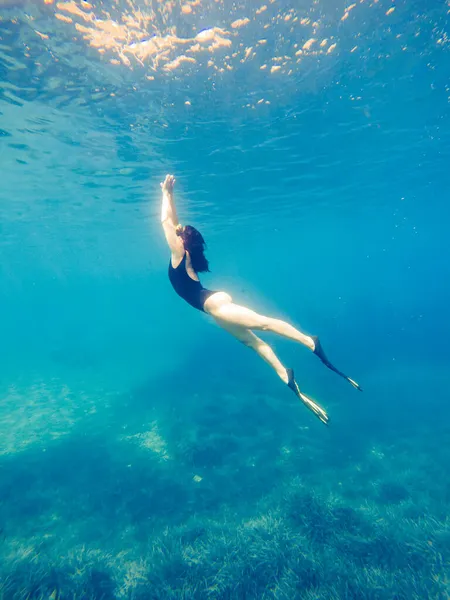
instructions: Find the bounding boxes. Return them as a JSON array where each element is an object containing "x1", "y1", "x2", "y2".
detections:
[{"x1": 1, "y1": 0, "x2": 449, "y2": 597}]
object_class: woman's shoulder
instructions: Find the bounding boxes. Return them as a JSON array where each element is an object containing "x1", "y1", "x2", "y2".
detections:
[{"x1": 170, "y1": 251, "x2": 185, "y2": 269}]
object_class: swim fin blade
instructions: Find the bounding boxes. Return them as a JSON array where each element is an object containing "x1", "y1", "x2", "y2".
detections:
[
  {"x1": 286, "y1": 368, "x2": 330, "y2": 426},
  {"x1": 312, "y1": 336, "x2": 362, "y2": 392},
  {"x1": 347, "y1": 377, "x2": 362, "y2": 391}
]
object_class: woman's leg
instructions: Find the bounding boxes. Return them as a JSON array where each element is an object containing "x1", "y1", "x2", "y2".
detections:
[
  {"x1": 216, "y1": 321, "x2": 289, "y2": 383},
  {"x1": 204, "y1": 293, "x2": 314, "y2": 350},
  {"x1": 204, "y1": 292, "x2": 361, "y2": 391},
  {"x1": 216, "y1": 320, "x2": 329, "y2": 425}
]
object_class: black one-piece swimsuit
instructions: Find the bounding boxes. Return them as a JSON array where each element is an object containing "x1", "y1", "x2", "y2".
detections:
[{"x1": 168, "y1": 253, "x2": 216, "y2": 312}]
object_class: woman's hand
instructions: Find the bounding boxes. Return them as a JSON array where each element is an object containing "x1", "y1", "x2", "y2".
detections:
[{"x1": 161, "y1": 174, "x2": 175, "y2": 194}]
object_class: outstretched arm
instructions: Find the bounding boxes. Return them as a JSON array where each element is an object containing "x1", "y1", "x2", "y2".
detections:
[
  {"x1": 160, "y1": 174, "x2": 184, "y2": 257},
  {"x1": 161, "y1": 174, "x2": 179, "y2": 225}
]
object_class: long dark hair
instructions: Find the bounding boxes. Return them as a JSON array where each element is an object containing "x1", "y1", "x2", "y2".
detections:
[{"x1": 179, "y1": 225, "x2": 210, "y2": 273}]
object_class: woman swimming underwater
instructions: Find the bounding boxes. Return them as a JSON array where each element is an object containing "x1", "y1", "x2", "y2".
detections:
[{"x1": 160, "y1": 174, "x2": 361, "y2": 425}]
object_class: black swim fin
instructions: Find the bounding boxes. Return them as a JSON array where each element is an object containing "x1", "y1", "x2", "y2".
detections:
[
  {"x1": 286, "y1": 368, "x2": 330, "y2": 426},
  {"x1": 312, "y1": 336, "x2": 362, "y2": 391}
]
